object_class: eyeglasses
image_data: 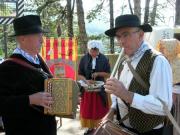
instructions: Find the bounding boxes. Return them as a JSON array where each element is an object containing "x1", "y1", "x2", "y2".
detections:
[{"x1": 115, "y1": 29, "x2": 140, "y2": 41}]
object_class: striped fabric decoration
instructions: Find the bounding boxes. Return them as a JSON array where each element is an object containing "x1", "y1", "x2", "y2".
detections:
[
  {"x1": 0, "y1": 0, "x2": 24, "y2": 24},
  {"x1": 40, "y1": 37, "x2": 78, "y2": 80},
  {"x1": 0, "y1": 18, "x2": 14, "y2": 24},
  {"x1": 17, "y1": 0, "x2": 24, "y2": 17}
]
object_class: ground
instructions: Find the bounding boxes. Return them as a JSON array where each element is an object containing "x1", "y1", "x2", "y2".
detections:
[{"x1": 0, "y1": 108, "x2": 87, "y2": 135}]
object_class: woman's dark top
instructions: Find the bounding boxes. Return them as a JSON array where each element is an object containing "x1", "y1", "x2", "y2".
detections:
[
  {"x1": 78, "y1": 53, "x2": 111, "y2": 106},
  {"x1": 78, "y1": 53, "x2": 110, "y2": 81}
]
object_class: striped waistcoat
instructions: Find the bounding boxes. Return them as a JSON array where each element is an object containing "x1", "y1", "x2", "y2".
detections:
[{"x1": 128, "y1": 49, "x2": 165, "y2": 133}]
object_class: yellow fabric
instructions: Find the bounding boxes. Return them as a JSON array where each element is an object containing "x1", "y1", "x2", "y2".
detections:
[
  {"x1": 41, "y1": 37, "x2": 78, "y2": 61},
  {"x1": 80, "y1": 94, "x2": 111, "y2": 128},
  {"x1": 80, "y1": 116, "x2": 101, "y2": 128}
]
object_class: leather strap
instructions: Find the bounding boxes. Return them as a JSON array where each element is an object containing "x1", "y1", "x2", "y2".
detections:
[
  {"x1": 126, "y1": 59, "x2": 148, "y2": 90},
  {"x1": 6, "y1": 57, "x2": 37, "y2": 70},
  {"x1": 126, "y1": 59, "x2": 180, "y2": 134},
  {"x1": 5, "y1": 57, "x2": 53, "y2": 78},
  {"x1": 158, "y1": 97, "x2": 180, "y2": 134}
]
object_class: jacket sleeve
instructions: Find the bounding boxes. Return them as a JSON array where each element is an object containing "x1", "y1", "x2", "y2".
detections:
[{"x1": 0, "y1": 64, "x2": 42, "y2": 118}]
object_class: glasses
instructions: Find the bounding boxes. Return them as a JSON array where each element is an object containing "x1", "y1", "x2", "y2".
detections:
[{"x1": 115, "y1": 29, "x2": 140, "y2": 41}]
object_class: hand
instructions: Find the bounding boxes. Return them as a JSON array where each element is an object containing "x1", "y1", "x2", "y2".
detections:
[
  {"x1": 91, "y1": 72, "x2": 98, "y2": 80},
  {"x1": 104, "y1": 78, "x2": 134, "y2": 104},
  {"x1": 29, "y1": 92, "x2": 54, "y2": 109},
  {"x1": 86, "y1": 80, "x2": 95, "y2": 84},
  {"x1": 104, "y1": 78, "x2": 126, "y2": 96}
]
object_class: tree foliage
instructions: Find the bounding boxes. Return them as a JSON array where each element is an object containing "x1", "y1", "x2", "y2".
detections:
[
  {"x1": 86, "y1": 0, "x2": 105, "y2": 23},
  {"x1": 0, "y1": 0, "x2": 178, "y2": 56}
]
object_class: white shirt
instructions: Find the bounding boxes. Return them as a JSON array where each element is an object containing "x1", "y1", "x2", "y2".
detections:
[
  {"x1": 13, "y1": 47, "x2": 40, "y2": 64},
  {"x1": 111, "y1": 41, "x2": 173, "y2": 128},
  {"x1": 92, "y1": 58, "x2": 96, "y2": 69}
]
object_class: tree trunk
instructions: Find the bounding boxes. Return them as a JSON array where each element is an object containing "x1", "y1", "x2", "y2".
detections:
[
  {"x1": 128, "y1": 0, "x2": 134, "y2": 14},
  {"x1": 175, "y1": 0, "x2": 180, "y2": 25},
  {"x1": 133, "y1": 0, "x2": 141, "y2": 22},
  {"x1": 144, "y1": 0, "x2": 150, "y2": 23},
  {"x1": 76, "y1": 0, "x2": 88, "y2": 54},
  {"x1": 150, "y1": 0, "x2": 158, "y2": 26},
  {"x1": 67, "y1": 0, "x2": 74, "y2": 37},
  {"x1": 110, "y1": 0, "x2": 114, "y2": 53}
]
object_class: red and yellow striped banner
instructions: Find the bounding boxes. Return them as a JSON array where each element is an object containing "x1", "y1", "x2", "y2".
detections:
[{"x1": 40, "y1": 37, "x2": 78, "y2": 80}]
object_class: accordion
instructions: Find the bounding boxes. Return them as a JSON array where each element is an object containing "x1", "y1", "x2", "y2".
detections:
[{"x1": 44, "y1": 78, "x2": 79, "y2": 118}]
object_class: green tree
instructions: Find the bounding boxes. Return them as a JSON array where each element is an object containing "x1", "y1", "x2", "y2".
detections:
[{"x1": 76, "y1": 0, "x2": 88, "y2": 54}]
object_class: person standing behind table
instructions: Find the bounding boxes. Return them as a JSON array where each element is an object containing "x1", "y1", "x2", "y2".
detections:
[
  {"x1": 0, "y1": 15, "x2": 57, "y2": 135},
  {"x1": 78, "y1": 40, "x2": 111, "y2": 135},
  {"x1": 103, "y1": 14, "x2": 173, "y2": 135}
]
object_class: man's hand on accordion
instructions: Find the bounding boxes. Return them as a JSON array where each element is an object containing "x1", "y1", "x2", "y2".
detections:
[{"x1": 29, "y1": 92, "x2": 54, "y2": 109}]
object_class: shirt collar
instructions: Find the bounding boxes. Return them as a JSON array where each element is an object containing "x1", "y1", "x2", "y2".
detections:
[
  {"x1": 129, "y1": 41, "x2": 151, "y2": 61},
  {"x1": 13, "y1": 47, "x2": 40, "y2": 64}
]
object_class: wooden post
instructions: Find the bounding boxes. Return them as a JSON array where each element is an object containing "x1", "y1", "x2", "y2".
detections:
[{"x1": 3, "y1": 25, "x2": 8, "y2": 58}]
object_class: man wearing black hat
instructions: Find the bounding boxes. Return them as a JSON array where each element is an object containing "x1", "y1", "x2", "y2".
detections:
[
  {"x1": 103, "y1": 14, "x2": 173, "y2": 135},
  {"x1": 0, "y1": 15, "x2": 57, "y2": 135}
]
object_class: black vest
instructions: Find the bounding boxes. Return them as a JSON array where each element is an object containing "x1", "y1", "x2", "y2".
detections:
[{"x1": 128, "y1": 49, "x2": 165, "y2": 133}]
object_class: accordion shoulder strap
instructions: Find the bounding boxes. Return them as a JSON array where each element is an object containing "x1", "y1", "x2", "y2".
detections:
[
  {"x1": 6, "y1": 57, "x2": 37, "y2": 70},
  {"x1": 5, "y1": 56, "x2": 53, "y2": 77},
  {"x1": 126, "y1": 60, "x2": 180, "y2": 134}
]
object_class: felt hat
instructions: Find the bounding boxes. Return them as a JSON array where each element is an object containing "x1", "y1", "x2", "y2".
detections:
[
  {"x1": 105, "y1": 14, "x2": 152, "y2": 37},
  {"x1": 10, "y1": 15, "x2": 45, "y2": 36}
]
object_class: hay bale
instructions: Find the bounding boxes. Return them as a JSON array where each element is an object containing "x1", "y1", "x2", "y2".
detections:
[{"x1": 156, "y1": 39, "x2": 180, "y2": 84}]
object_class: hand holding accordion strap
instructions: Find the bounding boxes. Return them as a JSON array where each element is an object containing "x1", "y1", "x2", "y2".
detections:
[{"x1": 127, "y1": 60, "x2": 180, "y2": 135}]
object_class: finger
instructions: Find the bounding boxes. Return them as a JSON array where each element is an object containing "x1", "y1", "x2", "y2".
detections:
[
  {"x1": 104, "y1": 88, "x2": 114, "y2": 94},
  {"x1": 44, "y1": 100, "x2": 54, "y2": 106},
  {"x1": 43, "y1": 104, "x2": 52, "y2": 110},
  {"x1": 104, "y1": 83, "x2": 116, "y2": 90},
  {"x1": 43, "y1": 92, "x2": 52, "y2": 97},
  {"x1": 104, "y1": 84, "x2": 117, "y2": 92},
  {"x1": 47, "y1": 96, "x2": 53, "y2": 101}
]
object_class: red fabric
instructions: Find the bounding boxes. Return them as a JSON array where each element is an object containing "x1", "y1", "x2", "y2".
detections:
[
  {"x1": 46, "y1": 38, "x2": 50, "y2": 61},
  {"x1": 61, "y1": 38, "x2": 65, "y2": 59},
  {"x1": 80, "y1": 91, "x2": 109, "y2": 120},
  {"x1": 68, "y1": 39, "x2": 72, "y2": 61},
  {"x1": 53, "y1": 39, "x2": 58, "y2": 59}
]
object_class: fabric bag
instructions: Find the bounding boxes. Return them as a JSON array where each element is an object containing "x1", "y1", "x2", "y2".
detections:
[{"x1": 93, "y1": 120, "x2": 137, "y2": 135}]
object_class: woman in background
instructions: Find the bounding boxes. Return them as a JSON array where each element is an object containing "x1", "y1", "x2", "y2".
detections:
[{"x1": 78, "y1": 40, "x2": 111, "y2": 135}]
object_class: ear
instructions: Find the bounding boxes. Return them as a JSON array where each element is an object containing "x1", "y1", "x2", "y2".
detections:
[{"x1": 139, "y1": 30, "x2": 144, "y2": 39}]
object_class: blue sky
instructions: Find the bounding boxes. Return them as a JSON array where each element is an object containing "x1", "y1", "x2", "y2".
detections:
[{"x1": 83, "y1": 0, "x2": 176, "y2": 35}]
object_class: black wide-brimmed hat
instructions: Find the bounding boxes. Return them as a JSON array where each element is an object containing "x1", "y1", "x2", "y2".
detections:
[
  {"x1": 105, "y1": 14, "x2": 152, "y2": 37},
  {"x1": 10, "y1": 15, "x2": 44, "y2": 36}
]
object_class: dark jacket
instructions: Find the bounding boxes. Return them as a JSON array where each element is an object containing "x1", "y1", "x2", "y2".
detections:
[
  {"x1": 78, "y1": 53, "x2": 110, "y2": 81},
  {"x1": 0, "y1": 54, "x2": 56, "y2": 135},
  {"x1": 78, "y1": 53, "x2": 111, "y2": 106}
]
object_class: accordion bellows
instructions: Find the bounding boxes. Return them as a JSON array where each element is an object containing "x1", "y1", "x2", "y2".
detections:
[
  {"x1": 156, "y1": 39, "x2": 180, "y2": 84},
  {"x1": 44, "y1": 78, "x2": 79, "y2": 118}
]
